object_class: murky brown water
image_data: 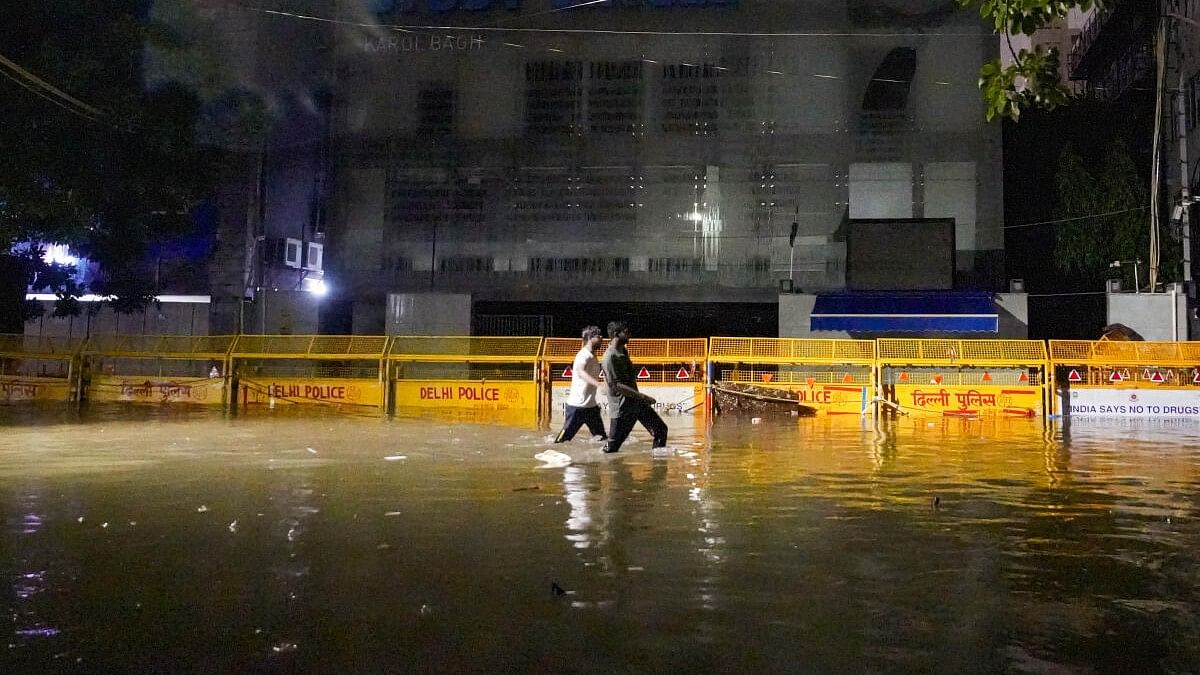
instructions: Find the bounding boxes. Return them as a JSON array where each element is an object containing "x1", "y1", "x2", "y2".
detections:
[{"x1": 1, "y1": 405, "x2": 1199, "y2": 672}]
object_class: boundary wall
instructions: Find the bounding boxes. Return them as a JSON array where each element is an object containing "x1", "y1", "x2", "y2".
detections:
[
  {"x1": 231, "y1": 335, "x2": 390, "y2": 412},
  {"x1": 876, "y1": 338, "x2": 1050, "y2": 418},
  {"x1": 9, "y1": 332, "x2": 1200, "y2": 422},
  {"x1": 0, "y1": 334, "x2": 82, "y2": 402},
  {"x1": 82, "y1": 335, "x2": 235, "y2": 405},
  {"x1": 1049, "y1": 340, "x2": 1200, "y2": 419},
  {"x1": 390, "y1": 336, "x2": 543, "y2": 425},
  {"x1": 708, "y1": 337, "x2": 876, "y2": 415}
]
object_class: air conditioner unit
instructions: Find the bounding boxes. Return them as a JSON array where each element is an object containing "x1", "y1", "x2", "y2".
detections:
[
  {"x1": 284, "y1": 238, "x2": 303, "y2": 269},
  {"x1": 304, "y1": 242, "x2": 324, "y2": 272},
  {"x1": 1106, "y1": 278, "x2": 1122, "y2": 293}
]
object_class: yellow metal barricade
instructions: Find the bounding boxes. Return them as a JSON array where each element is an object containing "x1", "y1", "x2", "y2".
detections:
[
  {"x1": 541, "y1": 337, "x2": 707, "y2": 427},
  {"x1": 80, "y1": 334, "x2": 236, "y2": 406},
  {"x1": 1048, "y1": 340, "x2": 1200, "y2": 418},
  {"x1": 876, "y1": 338, "x2": 1050, "y2": 418},
  {"x1": 389, "y1": 336, "x2": 543, "y2": 425},
  {"x1": 231, "y1": 335, "x2": 390, "y2": 413},
  {"x1": 708, "y1": 337, "x2": 876, "y2": 416},
  {"x1": 0, "y1": 334, "x2": 83, "y2": 403}
]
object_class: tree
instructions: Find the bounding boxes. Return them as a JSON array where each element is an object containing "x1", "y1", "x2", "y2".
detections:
[
  {"x1": 959, "y1": 0, "x2": 1104, "y2": 121},
  {"x1": 1053, "y1": 141, "x2": 1163, "y2": 285},
  {"x1": 0, "y1": 1, "x2": 219, "y2": 332}
]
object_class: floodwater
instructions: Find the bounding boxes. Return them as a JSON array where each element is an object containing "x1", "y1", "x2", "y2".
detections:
[{"x1": 2, "y1": 406, "x2": 1199, "y2": 673}]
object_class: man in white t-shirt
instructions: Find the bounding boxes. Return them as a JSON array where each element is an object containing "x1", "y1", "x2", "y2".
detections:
[{"x1": 554, "y1": 325, "x2": 608, "y2": 443}]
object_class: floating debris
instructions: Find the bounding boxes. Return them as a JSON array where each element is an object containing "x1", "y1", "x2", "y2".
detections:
[
  {"x1": 196, "y1": 505, "x2": 209, "y2": 513},
  {"x1": 384, "y1": 511, "x2": 402, "y2": 517},
  {"x1": 228, "y1": 520, "x2": 239, "y2": 533},
  {"x1": 534, "y1": 450, "x2": 571, "y2": 468},
  {"x1": 271, "y1": 642, "x2": 298, "y2": 654},
  {"x1": 551, "y1": 582, "x2": 567, "y2": 596},
  {"x1": 383, "y1": 455, "x2": 407, "y2": 461},
  {"x1": 512, "y1": 485, "x2": 541, "y2": 492},
  {"x1": 306, "y1": 447, "x2": 318, "y2": 454}
]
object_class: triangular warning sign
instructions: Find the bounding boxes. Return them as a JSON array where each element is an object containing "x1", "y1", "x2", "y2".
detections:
[
  {"x1": 760, "y1": 373, "x2": 774, "y2": 383},
  {"x1": 1142, "y1": 369, "x2": 1152, "y2": 380},
  {"x1": 562, "y1": 366, "x2": 573, "y2": 378},
  {"x1": 805, "y1": 377, "x2": 816, "y2": 387},
  {"x1": 676, "y1": 367, "x2": 690, "y2": 380},
  {"x1": 636, "y1": 366, "x2": 650, "y2": 380},
  {"x1": 981, "y1": 371, "x2": 992, "y2": 383},
  {"x1": 1110, "y1": 370, "x2": 1124, "y2": 383},
  {"x1": 842, "y1": 372, "x2": 853, "y2": 384},
  {"x1": 1067, "y1": 369, "x2": 1082, "y2": 383},
  {"x1": 898, "y1": 371, "x2": 910, "y2": 383},
  {"x1": 1018, "y1": 371, "x2": 1030, "y2": 383},
  {"x1": 932, "y1": 374, "x2": 944, "y2": 385},
  {"x1": 1123, "y1": 368, "x2": 1131, "y2": 379},
  {"x1": 1150, "y1": 370, "x2": 1165, "y2": 383},
  {"x1": 1194, "y1": 369, "x2": 1200, "y2": 384}
]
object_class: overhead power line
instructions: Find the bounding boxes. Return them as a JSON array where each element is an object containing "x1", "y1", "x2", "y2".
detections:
[{"x1": 0, "y1": 52, "x2": 105, "y2": 118}]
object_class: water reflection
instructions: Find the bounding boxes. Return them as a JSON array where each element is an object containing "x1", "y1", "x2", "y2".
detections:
[{"x1": 0, "y1": 407, "x2": 1198, "y2": 670}]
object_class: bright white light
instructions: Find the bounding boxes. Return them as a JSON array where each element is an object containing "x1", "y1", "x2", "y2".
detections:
[
  {"x1": 43, "y1": 244, "x2": 78, "y2": 266},
  {"x1": 303, "y1": 277, "x2": 328, "y2": 296}
]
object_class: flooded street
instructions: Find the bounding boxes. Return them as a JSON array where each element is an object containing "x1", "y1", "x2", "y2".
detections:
[{"x1": 2, "y1": 407, "x2": 1199, "y2": 672}]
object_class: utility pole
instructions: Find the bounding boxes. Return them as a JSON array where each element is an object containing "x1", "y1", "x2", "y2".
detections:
[{"x1": 1176, "y1": 18, "x2": 1194, "y2": 294}]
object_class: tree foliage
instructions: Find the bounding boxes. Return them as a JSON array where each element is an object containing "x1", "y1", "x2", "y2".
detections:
[
  {"x1": 1053, "y1": 141, "x2": 1155, "y2": 283},
  {"x1": 0, "y1": 1, "x2": 219, "y2": 330},
  {"x1": 960, "y1": 0, "x2": 1104, "y2": 121}
]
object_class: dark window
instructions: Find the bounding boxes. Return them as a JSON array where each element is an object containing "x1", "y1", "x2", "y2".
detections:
[{"x1": 417, "y1": 85, "x2": 455, "y2": 136}]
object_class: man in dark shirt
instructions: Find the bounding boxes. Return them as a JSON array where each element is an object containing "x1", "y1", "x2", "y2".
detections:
[{"x1": 600, "y1": 321, "x2": 668, "y2": 454}]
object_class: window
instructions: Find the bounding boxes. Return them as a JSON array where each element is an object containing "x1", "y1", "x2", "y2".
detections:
[
  {"x1": 525, "y1": 61, "x2": 583, "y2": 134},
  {"x1": 418, "y1": 85, "x2": 455, "y2": 136},
  {"x1": 438, "y1": 256, "x2": 494, "y2": 273}
]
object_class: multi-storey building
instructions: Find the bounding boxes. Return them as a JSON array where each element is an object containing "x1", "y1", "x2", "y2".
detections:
[
  {"x1": 1069, "y1": 0, "x2": 1197, "y2": 337},
  {"x1": 320, "y1": 0, "x2": 1004, "y2": 335}
]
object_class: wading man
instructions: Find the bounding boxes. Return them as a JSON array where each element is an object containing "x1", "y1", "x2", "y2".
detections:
[
  {"x1": 601, "y1": 321, "x2": 668, "y2": 454},
  {"x1": 554, "y1": 325, "x2": 608, "y2": 443}
]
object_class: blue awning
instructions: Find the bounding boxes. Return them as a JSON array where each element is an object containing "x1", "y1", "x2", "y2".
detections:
[{"x1": 810, "y1": 292, "x2": 998, "y2": 333}]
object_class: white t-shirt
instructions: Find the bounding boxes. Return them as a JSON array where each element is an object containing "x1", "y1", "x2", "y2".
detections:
[{"x1": 566, "y1": 346, "x2": 602, "y2": 408}]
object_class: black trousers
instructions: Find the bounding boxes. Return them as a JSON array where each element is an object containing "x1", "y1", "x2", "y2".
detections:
[
  {"x1": 604, "y1": 403, "x2": 668, "y2": 453},
  {"x1": 555, "y1": 405, "x2": 607, "y2": 443}
]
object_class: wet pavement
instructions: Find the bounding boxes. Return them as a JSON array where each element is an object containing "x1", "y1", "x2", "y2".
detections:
[{"x1": 1, "y1": 404, "x2": 1199, "y2": 672}]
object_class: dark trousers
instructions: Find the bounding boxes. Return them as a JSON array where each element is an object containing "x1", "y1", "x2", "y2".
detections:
[
  {"x1": 555, "y1": 405, "x2": 607, "y2": 443},
  {"x1": 604, "y1": 403, "x2": 668, "y2": 453}
]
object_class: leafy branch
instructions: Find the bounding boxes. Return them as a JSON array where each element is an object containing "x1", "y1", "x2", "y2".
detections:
[{"x1": 960, "y1": 0, "x2": 1104, "y2": 121}]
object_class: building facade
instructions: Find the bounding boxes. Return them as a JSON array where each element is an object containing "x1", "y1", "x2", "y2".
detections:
[{"x1": 322, "y1": 0, "x2": 1003, "y2": 334}]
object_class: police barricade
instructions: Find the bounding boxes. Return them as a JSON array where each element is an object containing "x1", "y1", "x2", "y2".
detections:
[
  {"x1": 231, "y1": 335, "x2": 389, "y2": 413},
  {"x1": 1049, "y1": 340, "x2": 1200, "y2": 419},
  {"x1": 540, "y1": 338, "x2": 708, "y2": 431},
  {"x1": 876, "y1": 339, "x2": 1050, "y2": 418},
  {"x1": 81, "y1": 335, "x2": 234, "y2": 405},
  {"x1": 388, "y1": 336, "x2": 543, "y2": 426},
  {"x1": 707, "y1": 337, "x2": 876, "y2": 416},
  {"x1": 0, "y1": 334, "x2": 82, "y2": 403}
]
